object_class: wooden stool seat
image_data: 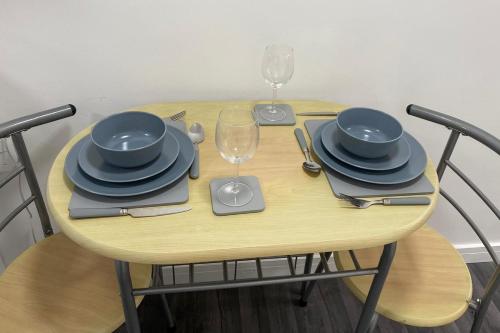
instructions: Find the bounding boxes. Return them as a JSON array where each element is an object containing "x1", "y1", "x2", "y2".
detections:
[
  {"x1": 0, "y1": 233, "x2": 151, "y2": 333},
  {"x1": 335, "y1": 225, "x2": 472, "y2": 327}
]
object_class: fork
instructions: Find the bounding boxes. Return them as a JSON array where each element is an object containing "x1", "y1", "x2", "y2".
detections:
[
  {"x1": 169, "y1": 110, "x2": 186, "y2": 121},
  {"x1": 338, "y1": 193, "x2": 430, "y2": 208}
]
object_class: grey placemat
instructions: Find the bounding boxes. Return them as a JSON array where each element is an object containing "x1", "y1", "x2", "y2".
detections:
[
  {"x1": 209, "y1": 176, "x2": 265, "y2": 216},
  {"x1": 254, "y1": 104, "x2": 296, "y2": 126},
  {"x1": 304, "y1": 120, "x2": 435, "y2": 198},
  {"x1": 68, "y1": 120, "x2": 189, "y2": 212}
]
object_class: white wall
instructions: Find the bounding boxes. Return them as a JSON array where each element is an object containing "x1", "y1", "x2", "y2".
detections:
[{"x1": 1, "y1": 0, "x2": 499, "y2": 267}]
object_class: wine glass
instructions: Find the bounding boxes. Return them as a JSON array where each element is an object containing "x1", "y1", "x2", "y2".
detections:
[
  {"x1": 215, "y1": 107, "x2": 259, "y2": 207},
  {"x1": 259, "y1": 44, "x2": 294, "y2": 122}
]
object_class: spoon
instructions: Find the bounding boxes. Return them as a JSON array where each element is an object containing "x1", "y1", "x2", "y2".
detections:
[
  {"x1": 294, "y1": 128, "x2": 321, "y2": 173},
  {"x1": 188, "y1": 122, "x2": 205, "y2": 179}
]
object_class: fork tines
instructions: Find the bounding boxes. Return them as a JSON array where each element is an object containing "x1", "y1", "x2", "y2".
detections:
[
  {"x1": 337, "y1": 193, "x2": 365, "y2": 207},
  {"x1": 169, "y1": 110, "x2": 186, "y2": 121}
]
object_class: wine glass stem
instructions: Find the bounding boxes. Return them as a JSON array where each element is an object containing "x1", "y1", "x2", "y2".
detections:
[{"x1": 271, "y1": 86, "x2": 278, "y2": 113}]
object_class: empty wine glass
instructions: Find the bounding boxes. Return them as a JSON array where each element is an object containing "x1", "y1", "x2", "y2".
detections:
[
  {"x1": 259, "y1": 44, "x2": 294, "y2": 122},
  {"x1": 215, "y1": 107, "x2": 259, "y2": 207}
]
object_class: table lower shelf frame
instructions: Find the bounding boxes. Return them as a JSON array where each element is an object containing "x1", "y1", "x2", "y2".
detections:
[{"x1": 115, "y1": 242, "x2": 397, "y2": 333}]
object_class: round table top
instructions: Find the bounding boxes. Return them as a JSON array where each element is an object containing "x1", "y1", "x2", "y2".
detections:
[{"x1": 47, "y1": 100, "x2": 439, "y2": 265}]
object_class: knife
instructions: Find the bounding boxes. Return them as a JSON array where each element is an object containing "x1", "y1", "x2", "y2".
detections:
[
  {"x1": 296, "y1": 111, "x2": 339, "y2": 116},
  {"x1": 70, "y1": 206, "x2": 191, "y2": 219}
]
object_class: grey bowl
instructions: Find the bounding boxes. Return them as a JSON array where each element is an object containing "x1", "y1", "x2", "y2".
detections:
[
  {"x1": 336, "y1": 108, "x2": 403, "y2": 158},
  {"x1": 91, "y1": 111, "x2": 167, "y2": 168}
]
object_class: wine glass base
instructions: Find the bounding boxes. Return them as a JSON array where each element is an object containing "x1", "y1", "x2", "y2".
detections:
[
  {"x1": 257, "y1": 105, "x2": 287, "y2": 122},
  {"x1": 217, "y1": 180, "x2": 254, "y2": 207}
]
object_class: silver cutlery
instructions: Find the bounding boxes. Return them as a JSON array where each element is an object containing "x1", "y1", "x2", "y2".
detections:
[
  {"x1": 294, "y1": 128, "x2": 321, "y2": 173},
  {"x1": 70, "y1": 205, "x2": 192, "y2": 219},
  {"x1": 169, "y1": 110, "x2": 186, "y2": 121},
  {"x1": 338, "y1": 193, "x2": 430, "y2": 208},
  {"x1": 187, "y1": 122, "x2": 205, "y2": 179},
  {"x1": 296, "y1": 111, "x2": 338, "y2": 116}
]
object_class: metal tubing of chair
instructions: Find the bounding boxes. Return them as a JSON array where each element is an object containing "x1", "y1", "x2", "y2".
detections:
[
  {"x1": 441, "y1": 189, "x2": 499, "y2": 265},
  {"x1": 436, "y1": 130, "x2": 460, "y2": 180},
  {"x1": 0, "y1": 104, "x2": 76, "y2": 139},
  {"x1": 256, "y1": 258, "x2": 263, "y2": 279},
  {"x1": 300, "y1": 254, "x2": 314, "y2": 298},
  {"x1": 355, "y1": 242, "x2": 397, "y2": 333},
  {"x1": 300, "y1": 252, "x2": 333, "y2": 304},
  {"x1": 470, "y1": 266, "x2": 500, "y2": 333},
  {"x1": 133, "y1": 267, "x2": 379, "y2": 296},
  {"x1": 368, "y1": 313, "x2": 379, "y2": 333},
  {"x1": 114, "y1": 261, "x2": 141, "y2": 333},
  {"x1": 0, "y1": 195, "x2": 35, "y2": 232},
  {"x1": 287, "y1": 256, "x2": 296, "y2": 276},
  {"x1": 445, "y1": 160, "x2": 500, "y2": 219},
  {"x1": 11, "y1": 132, "x2": 53, "y2": 236},
  {"x1": 349, "y1": 250, "x2": 361, "y2": 270},
  {"x1": 406, "y1": 104, "x2": 500, "y2": 154},
  {"x1": 0, "y1": 164, "x2": 24, "y2": 188}
]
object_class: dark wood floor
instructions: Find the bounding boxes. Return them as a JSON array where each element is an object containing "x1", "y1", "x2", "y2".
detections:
[{"x1": 116, "y1": 262, "x2": 499, "y2": 333}]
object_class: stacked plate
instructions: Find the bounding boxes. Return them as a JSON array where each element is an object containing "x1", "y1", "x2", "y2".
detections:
[
  {"x1": 311, "y1": 108, "x2": 427, "y2": 185},
  {"x1": 64, "y1": 112, "x2": 195, "y2": 197}
]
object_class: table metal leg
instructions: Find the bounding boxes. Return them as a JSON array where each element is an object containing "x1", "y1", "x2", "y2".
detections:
[
  {"x1": 300, "y1": 252, "x2": 332, "y2": 305},
  {"x1": 355, "y1": 242, "x2": 397, "y2": 333},
  {"x1": 155, "y1": 266, "x2": 176, "y2": 329},
  {"x1": 299, "y1": 253, "x2": 314, "y2": 306},
  {"x1": 115, "y1": 261, "x2": 141, "y2": 333}
]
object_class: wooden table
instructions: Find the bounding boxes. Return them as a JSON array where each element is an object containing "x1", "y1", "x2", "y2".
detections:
[{"x1": 46, "y1": 100, "x2": 439, "y2": 333}]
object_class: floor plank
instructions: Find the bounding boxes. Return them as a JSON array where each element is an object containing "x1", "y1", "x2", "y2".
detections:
[{"x1": 115, "y1": 263, "x2": 499, "y2": 333}]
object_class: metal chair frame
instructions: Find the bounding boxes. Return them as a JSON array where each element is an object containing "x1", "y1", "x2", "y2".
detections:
[
  {"x1": 406, "y1": 104, "x2": 499, "y2": 333},
  {"x1": 303, "y1": 104, "x2": 499, "y2": 333},
  {"x1": 0, "y1": 105, "x2": 76, "y2": 237}
]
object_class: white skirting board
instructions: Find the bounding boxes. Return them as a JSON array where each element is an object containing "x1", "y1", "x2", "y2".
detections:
[{"x1": 160, "y1": 244, "x2": 498, "y2": 283}]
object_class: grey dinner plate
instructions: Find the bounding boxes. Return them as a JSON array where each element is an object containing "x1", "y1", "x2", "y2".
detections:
[
  {"x1": 320, "y1": 120, "x2": 411, "y2": 171},
  {"x1": 64, "y1": 126, "x2": 195, "y2": 197},
  {"x1": 78, "y1": 128, "x2": 180, "y2": 183},
  {"x1": 312, "y1": 122, "x2": 427, "y2": 185}
]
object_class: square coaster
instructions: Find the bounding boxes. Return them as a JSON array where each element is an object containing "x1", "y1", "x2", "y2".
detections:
[
  {"x1": 209, "y1": 176, "x2": 265, "y2": 216},
  {"x1": 254, "y1": 104, "x2": 296, "y2": 126}
]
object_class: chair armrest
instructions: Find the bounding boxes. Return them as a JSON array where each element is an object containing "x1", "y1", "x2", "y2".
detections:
[
  {"x1": 407, "y1": 104, "x2": 500, "y2": 154},
  {"x1": 0, "y1": 104, "x2": 76, "y2": 138}
]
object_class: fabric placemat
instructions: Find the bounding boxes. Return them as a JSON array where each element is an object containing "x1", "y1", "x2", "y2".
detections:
[
  {"x1": 68, "y1": 119, "x2": 189, "y2": 213},
  {"x1": 304, "y1": 120, "x2": 435, "y2": 198},
  {"x1": 253, "y1": 104, "x2": 296, "y2": 126}
]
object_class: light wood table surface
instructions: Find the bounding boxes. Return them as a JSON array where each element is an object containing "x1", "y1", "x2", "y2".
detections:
[{"x1": 47, "y1": 100, "x2": 439, "y2": 265}]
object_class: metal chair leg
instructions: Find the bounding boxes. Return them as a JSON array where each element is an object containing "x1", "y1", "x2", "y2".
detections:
[
  {"x1": 115, "y1": 261, "x2": 141, "y2": 333},
  {"x1": 300, "y1": 252, "x2": 332, "y2": 305},
  {"x1": 299, "y1": 253, "x2": 314, "y2": 306},
  {"x1": 355, "y1": 243, "x2": 397, "y2": 333},
  {"x1": 470, "y1": 266, "x2": 500, "y2": 333}
]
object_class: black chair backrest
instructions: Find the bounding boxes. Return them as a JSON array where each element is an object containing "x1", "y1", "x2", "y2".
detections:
[{"x1": 0, "y1": 104, "x2": 76, "y2": 237}]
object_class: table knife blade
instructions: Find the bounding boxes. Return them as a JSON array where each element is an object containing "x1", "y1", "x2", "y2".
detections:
[{"x1": 127, "y1": 206, "x2": 191, "y2": 217}]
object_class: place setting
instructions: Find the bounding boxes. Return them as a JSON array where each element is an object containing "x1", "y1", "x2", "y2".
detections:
[
  {"x1": 300, "y1": 107, "x2": 435, "y2": 206},
  {"x1": 65, "y1": 110, "x2": 196, "y2": 219}
]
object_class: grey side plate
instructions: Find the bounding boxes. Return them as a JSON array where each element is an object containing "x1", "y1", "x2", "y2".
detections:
[
  {"x1": 64, "y1": 126, "x2": 195, "y2": 197},
  {"x1": 320, "y1": 120, "x2": 411, "y2": 171},
  {"x1": 312, "y1": 122, "x2": 427, "y2": 185},
  {"x1": 78, "y1": 127, "x2": 180, "y2": 183}
]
